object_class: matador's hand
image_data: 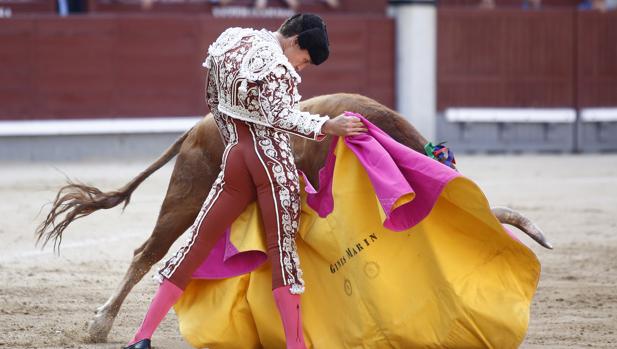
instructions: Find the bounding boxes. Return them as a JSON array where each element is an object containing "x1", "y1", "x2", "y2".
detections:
[{"x1": 322, "y1": 113, "x2": 368, "y2": 136}]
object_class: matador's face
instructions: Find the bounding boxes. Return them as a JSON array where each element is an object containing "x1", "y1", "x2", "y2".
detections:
[{"x1": 283, "y1": 37, "x2": 312, "y2": 72}]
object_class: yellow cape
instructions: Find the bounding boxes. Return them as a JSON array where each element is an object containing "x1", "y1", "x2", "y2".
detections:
[{"x1": 174, "y1": 140, "x2": 540, "y2": 349}]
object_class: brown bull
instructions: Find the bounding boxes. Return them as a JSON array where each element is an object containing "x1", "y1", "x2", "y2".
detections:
[{"x1": 35, "y1": 93, "x2": 551, "y2": 342}]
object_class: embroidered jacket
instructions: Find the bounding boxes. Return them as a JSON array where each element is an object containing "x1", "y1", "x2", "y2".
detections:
[{"x1": 203, "y1": 27, "x2": 329, "y2": 140}]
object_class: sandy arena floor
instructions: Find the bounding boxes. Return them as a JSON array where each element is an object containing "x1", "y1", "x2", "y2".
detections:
[{"x1": 1, "y1": 154, "x2": 616, "y2": 349}]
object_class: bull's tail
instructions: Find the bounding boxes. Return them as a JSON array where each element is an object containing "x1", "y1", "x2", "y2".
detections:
[{"x1": 35, "y1": 127, "x2": 194, "y2": 251}]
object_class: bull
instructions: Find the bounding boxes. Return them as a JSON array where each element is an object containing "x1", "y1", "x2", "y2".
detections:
[{"x1": 35, "y1": 93, "x2": 552, "y2": 342}]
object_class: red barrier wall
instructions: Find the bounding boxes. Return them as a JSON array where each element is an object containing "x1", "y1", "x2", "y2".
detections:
[
  {"x1": 439, "y1": 0, "x2": 578, "y2": 7},
  {"x1": 577, "y1": 10, "x2": 617, "y2": 108},
  {"x1": 87, "y1": 0, "x2": 387, "y2": 15},
  {"x1": 3, "y1": 7, "x2": 615, "y2": 119},
  {"x1": 437, "y1": 8, "x2": 617, "y2": 110},
  {"x1": 438, "y1": 8, "x2": 576, "y2": 109},
  {"x1": 0, "y1": 14, "x2": 394, "y2": 120},
  {"x1": 0, "y1": 0, "x2": 55, "y2": 14}
]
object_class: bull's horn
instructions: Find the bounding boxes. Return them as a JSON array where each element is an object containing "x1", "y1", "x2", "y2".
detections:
[{"x1": 491, "y1": 206, "x2": 553, "y2": 249}]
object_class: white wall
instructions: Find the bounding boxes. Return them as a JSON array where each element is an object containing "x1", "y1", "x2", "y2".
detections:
[{"x1": 390, "y1": 3, "x2": 437, "y2": 141}]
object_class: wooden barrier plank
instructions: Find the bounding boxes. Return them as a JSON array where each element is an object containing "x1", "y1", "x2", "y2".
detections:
[
  {"x1": 438, "y1": 0, "x2": 578, "y2": 7},
  {"x1": 0, "y1": 0, "x2": 55, "y2": 14},
  {"x1": 112, "y1": 16, "x2": 203, "y2": 116},
  {"x1": 367, "y1": 17, "x2": 395, "y2": 107},
  {"x1": 437, "y1": 8, "x2": 575, "y2": 109},
  {"x1": 32, "y1": 18, "x2": 115, "y2": 118},
  {"x1": 577, "y1": 11, "x2": 617, "y2": 107},
  {"x1": 0, "y1": 20, "x2": 35, "y2": 118}
]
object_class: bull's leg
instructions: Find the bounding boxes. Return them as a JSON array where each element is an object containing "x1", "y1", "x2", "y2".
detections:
[
  {"x1": 87, "y1": 147, "x2": 218, "y2": 342},
  {"x1": 87, "y1": 222, "x2": 190, "y2": 342}
]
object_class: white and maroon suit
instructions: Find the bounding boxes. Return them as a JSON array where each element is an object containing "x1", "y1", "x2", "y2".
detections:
[{"x1": 158, "y1": 28, "x2": 329, "y2": 295}]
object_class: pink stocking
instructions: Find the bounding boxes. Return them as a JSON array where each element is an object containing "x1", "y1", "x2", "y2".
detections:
[
  {"x1": 127, "y1": 279, "x2": 183, "y2": 345},
  {"x1": 272, "y1": 286, "x2": 307, "y2": 349}
]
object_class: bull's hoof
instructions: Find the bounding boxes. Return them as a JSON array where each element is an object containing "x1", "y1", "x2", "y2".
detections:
[{"x1": 87, "y1": 310, "x2": 115, "y2": 342}]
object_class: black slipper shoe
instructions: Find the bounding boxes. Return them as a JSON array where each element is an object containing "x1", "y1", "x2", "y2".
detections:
[{"x1": 122, "y1": 339, "x2": 151, "y2": 349}]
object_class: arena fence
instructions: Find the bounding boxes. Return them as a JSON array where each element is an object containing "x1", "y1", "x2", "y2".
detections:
[
  {"x1": 436, "y1": 8, "x2": 617, "y2": 153},
  {"x1": 0, "y1": 14, "x2": 394, "y2": 120}
]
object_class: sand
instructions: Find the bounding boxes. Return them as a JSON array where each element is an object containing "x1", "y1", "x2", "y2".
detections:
[{"x1": 1, "y1": 154, "x2": 616, "y2": 348}]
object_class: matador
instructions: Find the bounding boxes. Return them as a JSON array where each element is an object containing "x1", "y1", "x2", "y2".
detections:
[{"x1": 123, "y1": 13, "x2": 367, "y2": 349}]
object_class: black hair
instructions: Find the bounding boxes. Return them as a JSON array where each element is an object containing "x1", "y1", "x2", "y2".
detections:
[{"x1": 278, "y1": 13, "x2": 329, "y2": 65}]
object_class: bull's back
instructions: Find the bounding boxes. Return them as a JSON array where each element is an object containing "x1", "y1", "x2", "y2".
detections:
[{"x1": 183, "y1": 93, "x2": 427, "y2": 188}]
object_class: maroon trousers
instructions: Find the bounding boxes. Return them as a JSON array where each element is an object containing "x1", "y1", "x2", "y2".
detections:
[{"x1": 158, "y1": 115, "x2": 305, "y2": 293}]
